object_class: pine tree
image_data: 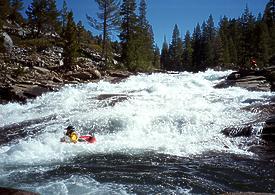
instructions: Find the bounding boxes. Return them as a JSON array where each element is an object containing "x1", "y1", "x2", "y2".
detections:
[
  {"x1": 47, "y1": 0, "x2": 61, "y2": 34},
  {"x1": 26, "y1": 0, "x2": 60, "y2": 38},
  {"x1": 168, "y1": 24, "x2": 184, "y2": 71},
  {"x1": 61, "y1": 0, "x2": 68, "y2": 28},
  {"x1": 228, "y1": 18, "x2": 242, "y2": 67},
  {"x1": 9, "y1": 0, "x2": 24, "y2": 25},
  {"x1": 63, "y1": 11, "x2": 79, "y2": 70},
  {"x1": 263, "y1": 0, "x2": 275, "y2": 63},
  {"x1": 153, "y1": 45, "x2": 160, "y2": 69},
  {"x1": 239, "y1": 5, "x2": 256, "y2": 68},
  {"x1": 228, "y1": 37, "x2": 237, "y2": 66},
  {"x1": 87, "y1": 0, "x2": 121, "y2": 68},
  {"x1": 213, "y1": 34, "x2": 224, "y2": 67},
  {"x1": 76, "y1": 21, "x2": 95, "y2": 47},
  {"x1": 201, "y1": 15, "x2": 216, "y2": 68},
  {"x1": 120, "y1": 0, "x2": 140, "y2": 71},
  {"x1": 263, "y1": 0, "x2": 275, "y2": 30},
  {"x1": 219, "y1": 16, "x2": 230, "y2": 64},
  {"x1": 160, "y1": 36, "x2": 169, "y2": 70},
  {"x1": 255, "y1": 21, "x2": 270, "y2": 67},
  {"x1": 137, "y1": 0, "x2": 154, "y2": 70},
  {"x1": 183, "y1": 30, "x2": 193, "y2": 71},
  {"x1": 192, "y1": 23, "x2": 202, "y2": 71}
]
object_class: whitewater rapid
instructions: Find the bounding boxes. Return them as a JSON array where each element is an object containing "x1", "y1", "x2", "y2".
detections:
[
  {"x1": 0, "y1": 70, "x2": 274, "y2": 194},
  {"x1": 0, "y1": 70, "x2": 273, "y2": 164}
]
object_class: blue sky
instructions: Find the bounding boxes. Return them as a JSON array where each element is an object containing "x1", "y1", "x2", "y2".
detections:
[{"x1": 23, "y1": 0, "x2": 269, "y2": 47}]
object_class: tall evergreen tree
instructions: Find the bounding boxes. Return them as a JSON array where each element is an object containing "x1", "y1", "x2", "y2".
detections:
[
  {"x1": 61, "y1": 0, "x2": 68, "y2": 28},
  {"x1": 9, "y1": 0, "x2": 24, "y2": 25},
  {"x1": 239, "y1": 5, "x2": 256, "y2": 68},
  {"x1": 192, "y1": 23, "x2": 202, "y2": 71},
  {"x1": 183, "y1": 30, "x2": 193, "y2": 71},
  {"x1": 255, "y1": 21, "x2": 270, "y2": 66},
  {"x1": 26, "y1": 0, "x2": 60, "y2": 38},
  {"x1": 263, "y1": 0, "x2": 275, "y2": 29},
  {"x1": 120, "y1": 0, "x2": 140, "y2": 71},
  {"x1": 263, "y1": 0, "x2": 275, "y2": 62},
  {"x1": 168, "y1": 24, "x2": 184, "y2": 71},
  {"x1": 201, "y1": 15, "x2": 216, "y2": 68},
  {"x1": 160, "y1": 36, "x2": 169, "y2": 70},
  {"x1": 213, "y1": 33, "x2": 224, "y2": 67},
  {"x1": 219, "y1": 16, "x2": 230, "y2": 64},
  {"x1": 137, "y1": 0, "x2": 154, "y2": 70},
  {"x1": 63, "y1": 11, "x2": 79, "y2": 70},
  {"x1": 153, "y1": 45, "x2": 160, "y2": 69},
  {"x1": 228, "y1": 37, "x2": 238, "y2": 66},
  {"x1": 228, "y1": 18, "x2": 242, "y2": 66},
  {"x1": 47, "y1": 0, "x2": 61, "y2": 33},
  {"x1": 87, "y1": 0, "x2": 121, "y2": 68}
]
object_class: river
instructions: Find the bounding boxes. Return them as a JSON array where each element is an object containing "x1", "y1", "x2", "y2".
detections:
[{"x1": 0, "y1": 70, "x2": 274, "y2": 194}]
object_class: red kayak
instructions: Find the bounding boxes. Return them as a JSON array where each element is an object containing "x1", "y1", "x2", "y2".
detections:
[
  {"x1": 60, "y1": 135, "x2": 96, "y2": 144},
  {"x1": 79, "y1": 135, "x2": 96, "y2": 144}
]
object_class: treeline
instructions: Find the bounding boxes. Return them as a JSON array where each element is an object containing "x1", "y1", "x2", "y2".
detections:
[
  {"x1": 161, "y1": 1, "x2": 275, "y2": 72},
  {"x1": 1, "y1": 0, "x2": 274, "y2": 72},
  {"x1": 0, "y1": 0, "x2": 159, "y2": 72}
]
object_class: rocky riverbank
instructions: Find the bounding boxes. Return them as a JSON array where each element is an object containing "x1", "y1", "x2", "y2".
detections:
[
  {"x1": 214, "y1": 66, "x2": 275, "y2": 91},
  {"x1": 1, "y1": 23, "x2": 134, "y2": 104},
  {"x1": 214, "y1": 67, "x2": 275, "y2": 143},
  {"x1": 0, "y1": 49, "x2": 133, "y2": 104}
]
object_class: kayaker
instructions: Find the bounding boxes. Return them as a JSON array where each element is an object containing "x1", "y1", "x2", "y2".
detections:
[
  {"x1": 60, "y1": 125, "x2": 96, "y2": 144},
  {"x1": 61, "y1": 125, "x2": 79, "y2": 143}
]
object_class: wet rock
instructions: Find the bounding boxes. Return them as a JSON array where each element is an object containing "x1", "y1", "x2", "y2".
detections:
[
  {"x1": 214, "y1": 68, "x2": 274, "y2": 91},
  {"x1": 97, "y1": 94, "x2": 129, "y2": 107},
  {"x1": 0, "y1": 187, "x2": 39, "y2": 195},
  {"x1": 0, "y1": 84, "x2": 52, "y2": 103},
  {"x1": 222, "y1": 126, "x2": 253, "y2": 137},
  {"x1": 235, "y1": 79, "x2": 271, "y2": 92},
  {"x1": 262, "y1": 116, "x2": 275, "y2": 142},
  {"x1": 0, "y1": 115, "x2": 57, "y2": 144},
  {"x1": 227, "y1": 72, "x2": 241, "y2": 80}
]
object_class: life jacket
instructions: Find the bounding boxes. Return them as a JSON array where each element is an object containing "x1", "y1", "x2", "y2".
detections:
[{"x1": 69, "y1": 132, "x2": 79, "y2": 143}]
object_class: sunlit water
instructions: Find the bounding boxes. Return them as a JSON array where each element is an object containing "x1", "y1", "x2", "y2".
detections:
[{"x1": 0, "y1": 70, "x2": 274, "y2": 194}]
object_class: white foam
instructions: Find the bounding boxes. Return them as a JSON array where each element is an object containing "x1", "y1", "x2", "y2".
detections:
[{"x1": 0, "y1": 70, "x2": 274, "y2": 166}]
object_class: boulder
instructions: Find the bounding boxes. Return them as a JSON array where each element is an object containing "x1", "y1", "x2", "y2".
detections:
[
  {"x1": 89, "y1": 69, "x2": 101, "y2": 79},
  {"x1": 262, "y1": 116, "x2": 275, "y2": 142},
  {"x1": 66, "y1": 72, "x2": 92, "y2": 81},
  {"x1": 222, "y1": 126, "x2": 252, "y2": 137},
  {"x1": 2, "y1": 32, "x2": 13, "y2": 53},
  {"x1": 0, "y1": 84, "x2": 52, "y2": 103},
  {"x1": 227, "y1": 72, "x2": 241, "y2": 80},
  {"x1": 214, "y1": 69, "x2": 272, "y2": 91},
  {"x1": 235, "y1": 80, "x2": 271, "y2": 92},
  {"x1": 96, "y1": 94, "x2": 129, "y2": 107},
  {"x1": 0, "y1": 187, "x2": 39, "y2": 195}
]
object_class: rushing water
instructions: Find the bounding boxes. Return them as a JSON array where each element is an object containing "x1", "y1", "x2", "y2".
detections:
[{"x1": 0, "y1": 70, "x2": 274, "y2": 194}]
